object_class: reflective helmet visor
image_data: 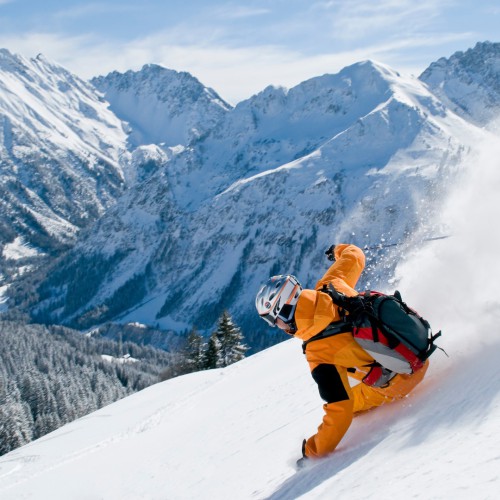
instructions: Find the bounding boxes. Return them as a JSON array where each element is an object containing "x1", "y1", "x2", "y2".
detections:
[{"x1": 255, "y1": 275, "x2": 301, "y2": 327}]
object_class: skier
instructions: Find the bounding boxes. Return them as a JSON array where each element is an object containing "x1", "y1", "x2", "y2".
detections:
[{"x1": 255, "y1": 243, "x2": 429, "y2": 466}]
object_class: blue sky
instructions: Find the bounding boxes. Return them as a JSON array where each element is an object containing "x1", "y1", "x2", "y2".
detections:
[{"x1": 0, "y1": 0, "x2": 498, "y2": 104}]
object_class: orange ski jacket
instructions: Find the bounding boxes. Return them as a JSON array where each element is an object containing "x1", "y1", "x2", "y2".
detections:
[{"x1": 294, "y1": 243, "x2": 429, "y2": 459}]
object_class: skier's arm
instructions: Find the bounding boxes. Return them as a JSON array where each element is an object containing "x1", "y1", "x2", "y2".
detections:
[{"x1": 315, "y1": 244, "x2": 365, "y2": 296}]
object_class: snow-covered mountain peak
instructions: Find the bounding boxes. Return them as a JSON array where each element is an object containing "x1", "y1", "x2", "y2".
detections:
[
  {"x1": 337, "y1": 58, "x2": 398, "y2": 80},
  {"x1": 420, "y1": 41, "x2": 500, "y2": 125},
  {"x1": 176, "y1": 60, "x2": 447, "y2": 204},
  {"x1": 1, "y1": 49, "x2": 94, "y2": 101},
  {"x1": 244, "y1": 59, "x2": 395, "y2": 110},
  {"x1": 0, "y1": 48, "x2": 127, "y2": 159},
  {"x1": 91, "y1": 64, "x2": 232, "y2": 147},
  {"x1": 0, "y1": 48, "x2": 129, "y2": 261},
  {"x1": 157, "y1": 62, "x2": 406, "y2": 212}
]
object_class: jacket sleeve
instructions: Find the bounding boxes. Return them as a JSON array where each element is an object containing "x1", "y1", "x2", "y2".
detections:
[{"x1": 315, "y1": 244, "x2": 365, "y2": 296}]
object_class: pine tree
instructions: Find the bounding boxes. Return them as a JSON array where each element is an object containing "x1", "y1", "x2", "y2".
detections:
[
  {"x1": 204, "y1": 332, "x2": 222, "y2": 369},
  {"x1": 213, "y1": 311, "x2": 248, "y2": 368},
  {"x1": 183, "y1": 328, "x2": 206, "y2": 372}
]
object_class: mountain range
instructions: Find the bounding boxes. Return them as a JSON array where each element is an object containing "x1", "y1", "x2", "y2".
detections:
[{"x1": 1, "y1": 41, "x2": 500, "y2": 350}]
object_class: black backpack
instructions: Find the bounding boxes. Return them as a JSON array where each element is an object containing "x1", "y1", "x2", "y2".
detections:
[{"x1": 302, "y1": 285, "x2": 443, "y2": 387}]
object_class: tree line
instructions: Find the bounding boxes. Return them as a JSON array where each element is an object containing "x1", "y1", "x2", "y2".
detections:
[
  {"x1": 160, "y1": 310, "x2": 248, "y2": 379},
  {"x1": 0, "y1": 311, "x2": 248, "y2": 457}
]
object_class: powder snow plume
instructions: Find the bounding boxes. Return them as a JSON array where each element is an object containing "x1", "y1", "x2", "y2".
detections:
[{"x1": 396, "y1": 130, "x2": 500, "y2": 354}]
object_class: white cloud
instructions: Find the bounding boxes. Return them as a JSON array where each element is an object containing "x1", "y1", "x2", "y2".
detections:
[
  {"x1": 0, "y1": 32, "x2": 95, "y2": 63},
  {"x1": 312, "y1": 0, "x2": 453, "y2": 40},
  {"x1": 333, "y1": 0, "x2": 441, "y2": 39},
  {"x1": 53, "y1": 3, "x2": 138, "y2": 19},
  {"x1": 211, "y1": 5, "x2": 271, "y2": 20}
]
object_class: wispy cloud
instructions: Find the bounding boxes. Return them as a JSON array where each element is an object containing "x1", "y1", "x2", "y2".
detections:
[
  {"x1": 484, "y1": 6, "x2": 500, "y2": 15},
  {"x1": 212, "y1": 5, "x2": 271, "y2": 20},
  {"x1": 53, "y1": 3, "x2": 140, "y2": 19},
  {"x1": 312, "y1": 0, "x2": 453, "y2": 40}
]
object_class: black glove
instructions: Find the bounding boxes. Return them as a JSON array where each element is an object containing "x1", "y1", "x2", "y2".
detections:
[
  {"x1": 325, "y1": 245, "x2": 336, "y2": 261},
  {"x1": 296, "y1": 439, "x2": 309, "y2": 469}
]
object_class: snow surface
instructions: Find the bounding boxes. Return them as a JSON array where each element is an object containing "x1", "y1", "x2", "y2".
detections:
[
  {"x1": 101, "y1": 354, "x2": 138, "y2": 364},
  {"x1": 0, "y1": 284, "x2": 8, "y2": 313},
  {"x1": 1, "y1": 138, "x2": 499, "y2": 499},
  {"x1": 2, "y1": 237, "x2": 40, "y2": 261}
]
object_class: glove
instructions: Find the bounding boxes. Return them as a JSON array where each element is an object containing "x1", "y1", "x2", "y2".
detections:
[
  {"x1": 296, "y1": 439, "x2": 308, "y2": 469},
  {"x1": 325, "y1": 245, "x2": 336, "y2": 261}
]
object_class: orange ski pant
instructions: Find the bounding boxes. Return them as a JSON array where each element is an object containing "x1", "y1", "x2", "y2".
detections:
[
  {"x1": 304, "y1": 361, "x2": 429, "y2": 458},
  {"x1": 351, "y1": 360, "x2": 429, "y2": 413}
]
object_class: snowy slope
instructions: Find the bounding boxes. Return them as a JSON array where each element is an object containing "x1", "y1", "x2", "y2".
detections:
[{"x1": 1, "y1": 136, "x2": 499, "y2": 500}]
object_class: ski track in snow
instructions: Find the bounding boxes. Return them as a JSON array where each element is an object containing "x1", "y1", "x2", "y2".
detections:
[{"x1": 0, "y1": 370, "x2": 226, "y2": 488}]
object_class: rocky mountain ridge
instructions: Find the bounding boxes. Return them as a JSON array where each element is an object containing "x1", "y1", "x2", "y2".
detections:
[
  {"x1": 91, "y1": 65, "x2": 231, "y2": 149},
  {"x1": 420, "y1": 41, "x2": 500, "y2": 126},
  {"x1": 0, "y1": 49, "x2": 128, "y2": 279}
]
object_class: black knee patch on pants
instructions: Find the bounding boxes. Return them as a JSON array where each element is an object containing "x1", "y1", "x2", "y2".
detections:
[{"x1": 311, "y1": 364, "x2": 349, "y2": 404}]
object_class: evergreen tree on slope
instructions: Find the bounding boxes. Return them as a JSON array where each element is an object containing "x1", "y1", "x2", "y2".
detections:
[
  {"x1": 183, "y1": 328, "x2": 206, "y2": 372},
  {"x1": 214, "y1": 311, "x2": 248, "y2": 368},
  {"x1": 204, "y1": 331, "x2": 221, "y2": 369}
]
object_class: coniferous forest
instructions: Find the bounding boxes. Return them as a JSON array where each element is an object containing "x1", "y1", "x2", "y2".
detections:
[{"x1": 0, "y1": 321, "x2": 174, "y2": 456}]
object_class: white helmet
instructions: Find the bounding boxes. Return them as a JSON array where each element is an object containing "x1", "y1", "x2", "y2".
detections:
[{"x1": 255, "y1": 275, "x2": 302, "y2": 327}]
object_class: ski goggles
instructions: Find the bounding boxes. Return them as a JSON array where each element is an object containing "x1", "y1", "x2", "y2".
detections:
[{"x1": 259, "y1": 302, "x2": 296, "y2": 327}]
